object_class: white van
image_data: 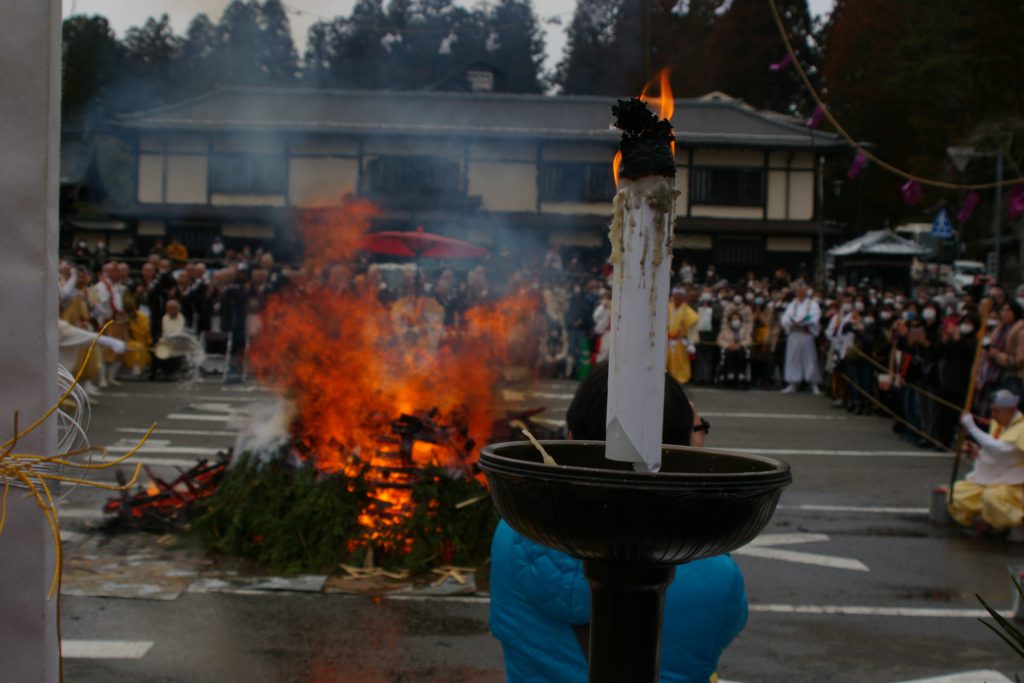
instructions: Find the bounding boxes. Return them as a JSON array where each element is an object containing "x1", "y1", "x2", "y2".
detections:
[{"x1": 947, "y1": 260, "x2": 987, "y2": 293}]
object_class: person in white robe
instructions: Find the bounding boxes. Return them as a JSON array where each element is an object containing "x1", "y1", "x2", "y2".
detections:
[{"x1": 780, "y1": 280, "x2": 821, "y2": 395}]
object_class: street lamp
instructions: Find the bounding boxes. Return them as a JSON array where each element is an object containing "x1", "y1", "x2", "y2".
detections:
[{"x1": 947, "y1": 145, "x2": 1004, "y2": 281}]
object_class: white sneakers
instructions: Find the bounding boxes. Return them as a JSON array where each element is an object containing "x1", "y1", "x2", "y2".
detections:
[{"x1": 781, "y1": 385, "x2": 796, "y2": 394}]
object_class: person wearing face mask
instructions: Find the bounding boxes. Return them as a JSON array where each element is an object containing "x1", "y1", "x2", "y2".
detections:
[
  {"x1": 780, "y1": 280, "x2": 822, "y2": 395},
  {"x1": 667, "y1": 286, "x2": 701, "y2": 385},
  {"x1": 750, "y1": 296, "x2": 776, "y2": 388},
  {"x1": 915, "y1": 303, "x2": 943, "y2": 445},
  {"x1": 935, "y1": 314, "x2": 982, "y2": 448},
  {"x1": 977, "y1": 301, "x2": 1024, "y2": 414},
  {"x1": 722, "y1": 290, "x2": 752, "y2": 327},
  {"x1": 825, "y1": 294, "x2": 856, "y2": 408},
  {"x1": 694, "y1": 289, "x2": 721, "y2": 385},
  {"x1": 846, "y1": 310, "x2": 881, "y2": 415},
  {"x1": 717, "y1": 312, "x2": 753, "y2": 387}
]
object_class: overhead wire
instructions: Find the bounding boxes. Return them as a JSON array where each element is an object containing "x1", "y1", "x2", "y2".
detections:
[{"x1": 766, "y1": 0, "x2": 1024, "y2": 192}]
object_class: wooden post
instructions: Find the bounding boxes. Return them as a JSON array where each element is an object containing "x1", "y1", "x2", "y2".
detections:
[
  {"x1": 0, "y1": 0, "x2": 62, "y2": 679},
  {"x1": 948, "y1": 298, "x2": 995, "y2": 502}
]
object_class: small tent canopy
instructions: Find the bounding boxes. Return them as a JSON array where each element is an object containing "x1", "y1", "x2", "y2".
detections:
[{"x1": 828, "y1": 229, "x2": 932, "y2": 289}]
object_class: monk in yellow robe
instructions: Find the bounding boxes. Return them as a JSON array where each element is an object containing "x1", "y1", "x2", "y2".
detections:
[
  {"x1": 121, "y1": 300, "x2": 152, "y2": 375},
  {"x1": 667, "y1": 287, "x2": 700, "y2": 384}
]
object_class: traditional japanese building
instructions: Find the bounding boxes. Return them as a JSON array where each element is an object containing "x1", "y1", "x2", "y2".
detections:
[{"x1": 82, "y1": 86, "x2": 847, "y2": 274}]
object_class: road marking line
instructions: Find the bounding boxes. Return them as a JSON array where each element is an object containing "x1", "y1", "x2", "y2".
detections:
[
  {"x1": 735, "y1": 546, "x2": 870, "y2": 572},
  {"x1": 385, "y1": 594, "x2": 490, "y2": 604},
  {"x1": 531, "y1": 417, "x2": 566, "y2": 428},
  {"x1": 893, "y1": 670, "x2": 1013, "y2": 683},
  {"x1": 779, "y1": 504, "x2": 929, "y2": 515},
  {"x1": 716, "y1": 447, "x2": 944, "y2": 458},
  {"x1": 750, "y1": 604, "x2": 1010, "y2": 618},
  {"x1": 747, "y1": 533, "x2": 830, "y2": 547},
  {"x1": 91, "y1": 455, "x2": 202, "y2": 468},
  {"x1": 117, "y1": 427, "x2": 236, "y2": 437},
  {"x1": 97, "y1": 392, "x2": 255, "y2": 402},
  {"x1": 105, "y1": 446, "x2": 221, "y2": 456},
  {"x1": 189, "y1": 402, "x2": 237, "y2": 412},
  {"x1": 166, "y1": 413, "x2": 232, "y2": 422},
  {"x1": 57, "y1": 508, "x2": 105, "y2": 519},
  {"x1": 701, "y1": 411, "x2": 849, "y2": 420},
  {"x1": 737, "y1": 532, "x2": 870, "y2": 572},
  {"x1": 61, "y1": 640, "x2": 154, "y2": 659},
  {"x1": 385, "y1": 595, "x2": 1010, "y2": 620}
]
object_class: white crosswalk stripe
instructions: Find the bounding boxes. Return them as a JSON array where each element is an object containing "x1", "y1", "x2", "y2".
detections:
[{"x1": 62, "y1": 640, "x2": 154, "y2": 659}]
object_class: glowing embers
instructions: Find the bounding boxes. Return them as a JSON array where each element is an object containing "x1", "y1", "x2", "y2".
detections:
[{"x1": 246, "y1": 197, "x2": 538, "y2": 554}]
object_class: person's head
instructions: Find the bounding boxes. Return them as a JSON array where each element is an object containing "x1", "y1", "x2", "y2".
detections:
[
  {"x1": 565, "y1": 361, "x2": 693, "y2": 446},
  {"x1": 100, "y1": 262, "x2": 114, "y2": 279},
  {"x1": 794, "y1": 280, "x2": 808, "y2": 300},
  {"x1": 672, "y1": 286, "x2": 686, "y2": 305},
  {"x1": 141, "y1": 262, "x2": 155, "y2": 280},
  {"x1": 165, "y1": 299, "x2": 181, "y2": 318},
  {"x1": 728, "y1": 313, "x2": 743, "y2": 330},
  {"x1": 921, "y1": 301, "x2": 939, "y2": 324},
  {"x1": 260, "y1": 253, "x2": 274, "y2": 271},
  {"x1": 251, "y1": 268, "x2": 268, "y2": 287},
  {"x1": 958, "y1": 313, "x2": 979, "y2": 337},
  {"x1": 999, "y1": 299, "x2": 1023, "y2": 325},
  {"x1": 159, "y1": 258, "x2": 172, "y2": 273},
  {"x1": 990, "y1": 389, "x2": 1021, "y2": 427}
]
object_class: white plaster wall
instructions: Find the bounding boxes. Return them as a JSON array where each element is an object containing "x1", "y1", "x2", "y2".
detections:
[
  {"x1": 165, "y1": 155, "x2": 208, "y2": 204},
  {"x1": 138, "y1": 154, "x2": 164, "y2": 203},
  {"x1": 289, "y1": 157, "x2": 358, "y2": 207},
  {"x1": 468, "y1": 161, "x2": 537, "y2": 212}
]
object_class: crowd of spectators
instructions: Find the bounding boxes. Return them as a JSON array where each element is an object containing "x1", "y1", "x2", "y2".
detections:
[{"x1": 59, "y1": 239, "x2": 1024, "y2": 455}]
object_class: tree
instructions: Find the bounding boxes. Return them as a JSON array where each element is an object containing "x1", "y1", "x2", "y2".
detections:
[
  {"x1": 702, "y1": 0, "x2": 815, "y2": 112},
  {"x1": 486, "y1": 0, "x2": 546, "y2": 93},
  {"x1": 179, "y1": 14, "x2": 221, "y2": 96},
  {"x1": 121, "y1": 15, "x2": 183, "y2": 109},
  {"x1": 260, "y1": 0, "x2": 299, "y2": 82},
  {"x1": 61, "y1": 15, "x2": 126, "y2": 122},
  {"x1": 555, "y1": 0, "x2": 620, "y2": 94},
  {"x1": 213, "y1": 0, "x2": 298, "y2": 86}
]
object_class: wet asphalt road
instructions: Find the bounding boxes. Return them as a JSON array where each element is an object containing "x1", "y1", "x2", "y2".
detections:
[{"x1": 59, "y1": 379, "x2": 1024, "y2": 682}]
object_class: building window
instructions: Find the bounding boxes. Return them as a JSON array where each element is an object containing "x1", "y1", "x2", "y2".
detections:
[
  {"x1": 209, "y1": 155, "x2": 287, "y2": 195},
  {"x1": 539, "y1": 162, "x2": 616, "y2": 203},
  {"x1": 690, "y1": 167, "x2": 764, "y2": 206},
  {"x1": 365, "y1": 156, "x2": 462, "y2": 196}
]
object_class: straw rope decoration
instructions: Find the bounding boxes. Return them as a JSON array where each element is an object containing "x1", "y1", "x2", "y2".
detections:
[
  {"x1": 0, "y1": 325, "x2": 154, "y2": 598},
  {"x1": 766, "y1": 0, "x2": 1024, "y2": 192}
]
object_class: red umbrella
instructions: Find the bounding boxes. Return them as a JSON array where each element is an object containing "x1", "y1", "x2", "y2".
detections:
[{"x1": 356, "y1": 226, "x2": 488, "y2": 260}]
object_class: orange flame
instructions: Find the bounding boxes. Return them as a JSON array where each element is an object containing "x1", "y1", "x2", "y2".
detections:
[
  {"x1": 614, "y1": 68, "x2": 677, "y2": 184},
  {"x1": 248, "y1": 197, "x2": 539, "y2": 553}
]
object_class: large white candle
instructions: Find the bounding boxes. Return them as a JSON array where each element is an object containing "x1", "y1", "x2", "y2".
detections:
[
  {"x1": 605, "y1": 96, "x2": 678, "y2": 473},
  {"x1": 606, "y1": 175, "x2": 677, "y2": 472}
]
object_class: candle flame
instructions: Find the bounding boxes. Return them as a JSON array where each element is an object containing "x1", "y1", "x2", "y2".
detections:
[
  {"x1": 614, "y1": 68, "x2": 676, "y2": 183},
  {"x1": 640, "y1": 68, "x2": 676, "y2": 157}
]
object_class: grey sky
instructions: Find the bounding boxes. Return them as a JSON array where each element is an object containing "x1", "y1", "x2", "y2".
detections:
[{"x1": 63, "y1": 0, "x2": 835, "y2": 74}]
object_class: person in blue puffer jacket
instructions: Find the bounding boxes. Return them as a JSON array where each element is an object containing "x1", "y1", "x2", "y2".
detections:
[{"x1": 489, "y1": 361, "x2": 749, "y2": 682}]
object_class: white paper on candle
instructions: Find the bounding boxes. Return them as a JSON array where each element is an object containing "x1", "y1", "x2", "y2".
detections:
[{"x1": 606, "y1": 175, "x2": 677, "y2": 473}]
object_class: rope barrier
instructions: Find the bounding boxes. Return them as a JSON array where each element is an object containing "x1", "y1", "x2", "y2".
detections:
[
  {"x1": 837, "y1": 372, "x2": 954, "y2": 454},
  {"x1": 766, "y1": 0, "x2": 1024, "y2": 192},
  {"x1": 843, "y1": 345, "x2": 983, "y2": 420}
]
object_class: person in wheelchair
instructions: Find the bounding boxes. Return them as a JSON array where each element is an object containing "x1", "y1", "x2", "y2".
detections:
[{"x1": 716, "y1": 311, "x2": 752, "y2": 388}]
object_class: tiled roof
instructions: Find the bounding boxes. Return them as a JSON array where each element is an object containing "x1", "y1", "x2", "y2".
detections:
[{"x1": 116, "y1": 86, "x2": 848, "y2": 150}]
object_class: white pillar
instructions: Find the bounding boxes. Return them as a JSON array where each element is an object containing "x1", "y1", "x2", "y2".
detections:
[{"x1": 0, "y1": 0, "x2": 62, "y2": 680}]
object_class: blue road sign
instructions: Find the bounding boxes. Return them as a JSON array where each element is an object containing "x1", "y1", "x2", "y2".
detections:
[{"x1": 931, "y1": 208, "x2": 954, "y2": 239}]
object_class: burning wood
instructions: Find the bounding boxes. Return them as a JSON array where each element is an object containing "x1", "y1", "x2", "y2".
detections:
[
  {"x1": 246, "y1": 197, "x2": 538, "y2": 551},
  {"x1": 104, "y1": 452, "x2": 231, "y2": 531}
]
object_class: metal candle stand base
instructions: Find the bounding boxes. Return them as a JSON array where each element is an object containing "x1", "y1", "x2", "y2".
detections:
[{"x1": 480, "y1": 441, "x2": 791, "y2": 682}]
